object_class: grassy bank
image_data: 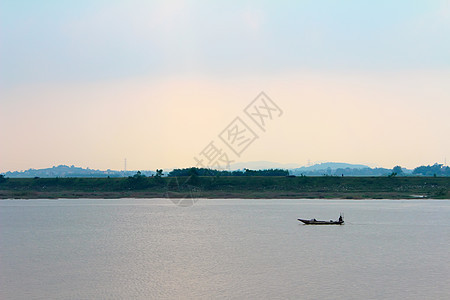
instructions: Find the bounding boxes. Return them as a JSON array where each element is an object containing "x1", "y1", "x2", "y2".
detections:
[{"x1": 0, "y1": 176, "x2": 449, "y2": 199}]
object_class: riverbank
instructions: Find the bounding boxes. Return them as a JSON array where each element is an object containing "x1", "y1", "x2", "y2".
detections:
[{"x1": 1, "y1": 176, "x2": 449, "y2": 199}]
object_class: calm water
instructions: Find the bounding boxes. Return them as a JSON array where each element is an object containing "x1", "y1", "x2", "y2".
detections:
[{"x1": 1, "y1": 199, "x2": 449, "y2": 299}]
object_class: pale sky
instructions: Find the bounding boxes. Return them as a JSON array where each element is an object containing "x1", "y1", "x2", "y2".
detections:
[{"x1": 1, "y1": 0, "x2": 449, "y2": 172}]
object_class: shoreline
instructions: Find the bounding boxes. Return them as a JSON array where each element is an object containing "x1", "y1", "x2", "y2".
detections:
[{"x1": 1, "y1": 176, "x2": 449, "y2": 199}]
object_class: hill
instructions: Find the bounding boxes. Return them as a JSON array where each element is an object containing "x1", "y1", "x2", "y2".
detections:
[{"x1": 2, "y1": 165, "x2": 155, "y2": 178}]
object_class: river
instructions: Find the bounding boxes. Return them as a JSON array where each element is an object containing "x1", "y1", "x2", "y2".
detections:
[{"x1": 1, "y1": 199, "x2": 449, "y2": 299}]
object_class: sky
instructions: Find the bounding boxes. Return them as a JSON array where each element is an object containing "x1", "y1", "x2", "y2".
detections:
[{"x1": 1, "y1": 0, "x2": 449, "y2": 172}]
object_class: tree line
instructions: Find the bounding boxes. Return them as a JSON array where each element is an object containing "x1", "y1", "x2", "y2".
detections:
[
  {"x1": 412, "y1": 164, "x2": 450, "y2": 176},
  {"x1": 168, "y1": 168, "x2": 289, "y2": 177}
]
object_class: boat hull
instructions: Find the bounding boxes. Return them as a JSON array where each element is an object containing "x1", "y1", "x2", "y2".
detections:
[{"x1": 298, "y1": 219, "x2": 344, "y2": 225}]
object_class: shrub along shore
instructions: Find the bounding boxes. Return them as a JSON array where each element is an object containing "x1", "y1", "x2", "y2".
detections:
[{"x1": 0, "y1": 176, "x2": 449, "y2": 199}]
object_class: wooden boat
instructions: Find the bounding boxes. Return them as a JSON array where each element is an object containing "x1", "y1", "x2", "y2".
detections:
[{"x1": 298, "y1": 214, "x2": 344, "y2": 225}]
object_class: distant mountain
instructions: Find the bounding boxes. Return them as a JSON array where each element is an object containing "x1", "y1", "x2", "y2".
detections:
[
  {"x1": 3, "y1": 165, "x2": 155, "y2": 178},
  {"x1": 230, "y1": 161, "x2": 301, "y2": 170},
  {"x1": 4, "y1": 162, "x2": 445, "y2": 178},
  {"x1": 289, "y1": 162, "x2": 392, "y2": 176},
  {"x1": 292, "y1": 162, "x2": 369, "y2": 172}
]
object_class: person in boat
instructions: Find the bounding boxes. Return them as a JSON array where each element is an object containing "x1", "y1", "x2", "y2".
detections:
[{"x1": 339, "y1": 215, "x2": 343, "y2": 222}]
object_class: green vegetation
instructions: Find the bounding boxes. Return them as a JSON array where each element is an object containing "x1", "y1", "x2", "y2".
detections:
[
  {"x1": 413, "y1": 163, "x2": 450, "y2": 176},
  {"x1": 0, "y1": 176, "x2": 449, "y2": 199},
  {"x1": 168, "y1": 168, "x2": 289, "y2": 177}
]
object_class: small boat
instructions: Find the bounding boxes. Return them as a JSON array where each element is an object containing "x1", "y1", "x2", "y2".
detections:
[{"x1": 298, "y1": 214, "x2": 344, "y2": 225}]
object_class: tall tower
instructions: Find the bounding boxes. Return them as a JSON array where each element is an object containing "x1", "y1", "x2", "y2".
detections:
[{"x1": 124, "y1": 158, "x2": 127, "y2": 172}]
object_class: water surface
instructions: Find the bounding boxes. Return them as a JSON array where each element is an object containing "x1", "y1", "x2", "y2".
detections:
[{"x1": 1, "y1": 199, "x2": 449, "y2": 299}]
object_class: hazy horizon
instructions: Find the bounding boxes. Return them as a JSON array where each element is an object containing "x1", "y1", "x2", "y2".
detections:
[
  {"x1": 1, "y1": 1, "x2": 449, "y2": 172},
  {"x1": 1, "y1": 160, "x2": 446, "y2": 174}
]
